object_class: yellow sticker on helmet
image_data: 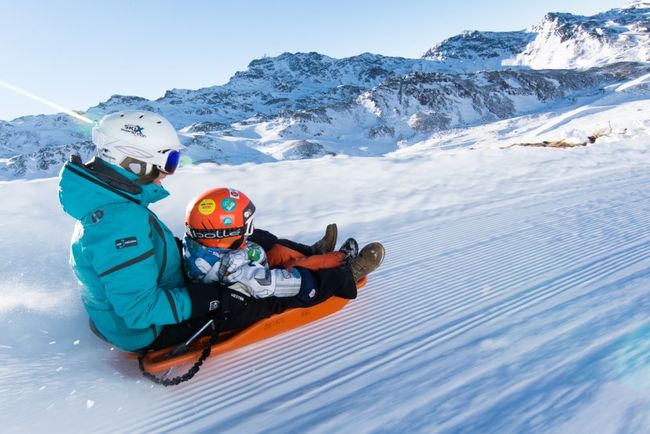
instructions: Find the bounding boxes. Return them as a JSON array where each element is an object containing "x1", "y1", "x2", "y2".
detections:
[{"x1": 198, "y1": 199, "x2": 216, "y2": 215}]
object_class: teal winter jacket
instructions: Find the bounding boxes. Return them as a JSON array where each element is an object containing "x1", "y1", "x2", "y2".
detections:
[{"x1": 58, "y1": 157, "x2": 193, "y2": 351}]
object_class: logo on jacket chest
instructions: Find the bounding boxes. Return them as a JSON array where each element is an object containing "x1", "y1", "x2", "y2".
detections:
[{"x1": 115, "y1": 236, "x2": 138, "y2": 249}]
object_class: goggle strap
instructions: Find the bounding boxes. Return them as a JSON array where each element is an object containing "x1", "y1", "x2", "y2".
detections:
[{"x1": 186, "y1": 225, "x2": 245, "y2": 240}]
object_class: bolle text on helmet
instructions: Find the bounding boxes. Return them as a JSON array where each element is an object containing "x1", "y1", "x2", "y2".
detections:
[{"x1": 186, "y1": 226, "x2": 245, "y2": 240}]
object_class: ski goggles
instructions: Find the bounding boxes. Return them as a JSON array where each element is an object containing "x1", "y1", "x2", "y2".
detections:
[
  {"x1": 185, "y1": 211, "x2": 256, "y2": 241},
  {"x1": 155, "y1": 148, "x2": 181, "y2": 174},
  {"x1": 131, "y1": 147, "x2": 181, "y2": 174},
  {"x1": 186, "y1": 226, "x2": 246, "y2": 240},
  {"x1": 185, "y1": 225, "x2": 251, "y2": 249}
]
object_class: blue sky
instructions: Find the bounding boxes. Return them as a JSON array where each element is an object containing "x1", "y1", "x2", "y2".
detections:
[{"x1": 0, "y1": 0, "x2": 624, "y2": 121}]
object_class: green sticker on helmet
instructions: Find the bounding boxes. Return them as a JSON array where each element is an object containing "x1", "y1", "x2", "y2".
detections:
[
  {"x1": 248, "y1": 245, "x2": 262, "y2": 262},
  {"x1": 221, "y1": 198, "x2": 236, "y2": 212}
]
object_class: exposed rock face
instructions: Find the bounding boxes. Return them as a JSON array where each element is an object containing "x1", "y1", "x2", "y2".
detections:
[
  {"x1": 2, "y1": 3, "x2": 649, "y2": 178},
  {"x1": 423, "y1": 31, "x2": 536, "y2": 72},
  {"x1": 281, "y1": 141, "x2": 334, "y2": 160},
  {"x1": 0, "y1": 141, "x2": 96, "y2": 178},
  {"x1": 504, "y1": 5, "x2": 650, "y2": 69}
]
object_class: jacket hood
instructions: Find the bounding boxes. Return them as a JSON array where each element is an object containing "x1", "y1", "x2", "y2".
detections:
[{"x1": 58, "y1": 156, "x2": 170, "y2": 220}]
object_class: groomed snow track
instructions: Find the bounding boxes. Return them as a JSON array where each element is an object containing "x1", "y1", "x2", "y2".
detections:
[{"x1": 91, "y1": 166, "x2": 650, "y2": 433}]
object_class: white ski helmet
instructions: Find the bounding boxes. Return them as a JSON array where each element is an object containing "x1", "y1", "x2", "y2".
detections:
[{"x1": 92, "y1": 111, "x2": 183, "y2": 176}]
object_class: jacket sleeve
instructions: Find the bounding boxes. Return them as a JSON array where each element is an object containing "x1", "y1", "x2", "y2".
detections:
[{"x1": 83, "y1": 205, "x2": 192, "y2": 329}]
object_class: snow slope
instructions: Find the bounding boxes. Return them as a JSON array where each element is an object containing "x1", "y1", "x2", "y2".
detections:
[{"x1": 1, "y1": 99, "x2": 649, "y2": 432}]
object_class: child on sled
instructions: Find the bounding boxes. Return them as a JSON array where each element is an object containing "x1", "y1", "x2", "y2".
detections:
[{"x1": 182, "y1": 187, "x2": 384, "y2": 302}]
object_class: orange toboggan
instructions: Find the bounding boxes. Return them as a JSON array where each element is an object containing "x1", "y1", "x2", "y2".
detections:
[{"x1": 138, "y1": 245, "x2": 364, "y2": 374}]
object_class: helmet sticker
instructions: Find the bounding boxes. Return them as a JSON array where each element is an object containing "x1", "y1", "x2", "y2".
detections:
[
  {"x1": 247, "y1": 245, "x2": 262, "y2": 261},
  {"x1": 221, "y1": 216, "x2": 234, "y2": 226},
  {"x1": 121, "y1": 124, "x2": 146, "y2": 137},
  {"x1": 221, "y1": 198, "x2": 236, "y2": 212},
  {"x1": 198, "y1": 199, "x2": 216, "y2": 215},
  {"x1": 229, "y1": 189, "x2": 240, "y2": 199}
]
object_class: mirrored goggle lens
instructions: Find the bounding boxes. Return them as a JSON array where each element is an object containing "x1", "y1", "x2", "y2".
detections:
[{"x1": 163, "y1": 150, "x2": 181, "y2": 174}]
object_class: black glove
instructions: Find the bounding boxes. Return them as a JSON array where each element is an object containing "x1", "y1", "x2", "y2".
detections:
[
  {"x1": 185, "y1": 281, "x2": 227, "y2": 318},
  {"x1": 185, "y1": 281, "x2": 301, "y2": 332}
]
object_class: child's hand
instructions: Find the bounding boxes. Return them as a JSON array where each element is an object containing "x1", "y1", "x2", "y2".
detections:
[
  {"x1": 224, "y1": 262, "x2": 273, "y2": 298},
  {"x1": 201, "y1": 258, "x2": 222, "y2": 283},
  {"x1": 218, "y1": 250, "x2": 250, "y2": 282}
]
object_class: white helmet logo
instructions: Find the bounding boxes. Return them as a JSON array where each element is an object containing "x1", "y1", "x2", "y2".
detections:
[{"x1": 121, "y1": 124, "x2": 146, "y2": 138}]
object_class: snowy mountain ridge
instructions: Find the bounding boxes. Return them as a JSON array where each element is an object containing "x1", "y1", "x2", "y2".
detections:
[{"x1": 1, "y1": 1, "x2": 649, "y2": 179}]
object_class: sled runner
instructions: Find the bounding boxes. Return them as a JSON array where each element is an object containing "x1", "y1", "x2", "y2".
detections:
[{"x1": 140, "y1": 278, "x2": 365, "y2": 374}]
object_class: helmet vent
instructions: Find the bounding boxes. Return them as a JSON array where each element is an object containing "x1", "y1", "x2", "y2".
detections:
[
  {"x1": 139, "y1": 114, "x2": 144, "y2": 118},
  {"x1": 157, "y1": 121, "x2": 162, "y2": 124}
]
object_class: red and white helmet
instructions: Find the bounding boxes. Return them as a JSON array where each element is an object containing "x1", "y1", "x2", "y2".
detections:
[
  {"x1": 185, "y1": 188, "x2": 256, "y2": 249},
  {"x1": 92, "y1": 111, "x2": 183, "y2": 176}
]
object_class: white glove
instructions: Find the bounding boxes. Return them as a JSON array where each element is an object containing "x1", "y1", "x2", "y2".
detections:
[
  {"x1": 198, "y1": 256, "x2": 252, "y2": 298},
  {"x1": 219, "y1": 251, "x2": 302, "y2": 298},
  {"x1": 218, "y1": 250, "x2": 251, "y2": 282},
  {"x1": 200, "y1": 257, "x2": 223, "y2": 283}
]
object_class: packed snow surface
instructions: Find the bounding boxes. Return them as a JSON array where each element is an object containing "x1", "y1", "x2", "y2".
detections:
[{"x1": 1, "y1": 98, "x2": 649, "y2": 433}]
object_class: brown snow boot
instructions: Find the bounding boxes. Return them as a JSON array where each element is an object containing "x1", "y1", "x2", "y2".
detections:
[
  {"x1": 310, "y1": 223, "x2": 338, "y2": 254},
  {"x1": 349, "y1": 242, "x2": 385, "y2": 282}
]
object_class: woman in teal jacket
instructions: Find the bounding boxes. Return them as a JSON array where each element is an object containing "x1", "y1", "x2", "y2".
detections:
[
  {"x1": 58, "y1": 111, "x2": 380, "y2": 353},
  {"x1": 60, "y1": 153, "x2": 193, "y2": 351}
]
